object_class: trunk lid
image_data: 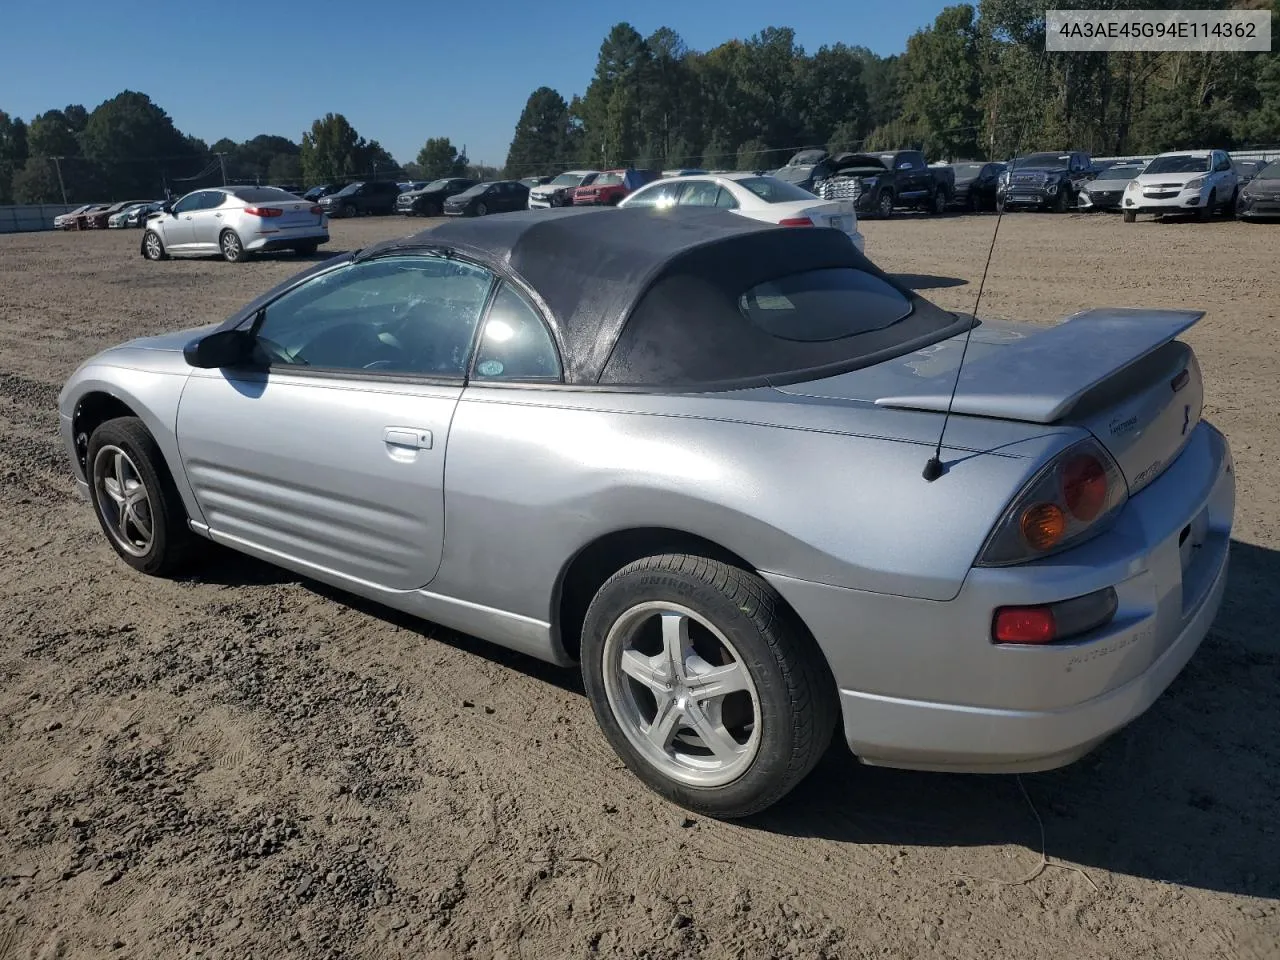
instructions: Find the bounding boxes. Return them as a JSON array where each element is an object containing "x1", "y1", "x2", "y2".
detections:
[{"x1": 773, "y1": 308, "x2": 1205, "y2": 496}]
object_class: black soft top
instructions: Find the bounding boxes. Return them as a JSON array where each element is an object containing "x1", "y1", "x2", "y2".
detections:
[{"x1": 223, "y1": 207, "x2": 968, "y2": 390}]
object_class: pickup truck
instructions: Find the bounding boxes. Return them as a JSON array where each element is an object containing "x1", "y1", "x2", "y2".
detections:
[
  {"x1": 775, "y1": 149, "x2": 954, "y2": 217},
  {"x1": 996, "y1": 150, "x2": 1097, "y2": 212}
]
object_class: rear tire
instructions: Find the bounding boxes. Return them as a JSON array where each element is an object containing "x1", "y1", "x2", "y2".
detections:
[
  {"x1": 294, "y1": 241, "x2": 319, "y2": 256},
  {"x1": 580, "y1": 554, "x2": 838, "y2": 819},
  {"x1": 1054, "y1": 187, "x2": 1073, "y2": 213},
  {"x1": 929, "y1": 188, "x2": 948, "y2": 214},
  {"x1": 86, "y1": 417, "x2": 200, "y2": 577},
  {"x1": 219, "y1": 229, "x2": 246, "y2": 263}
]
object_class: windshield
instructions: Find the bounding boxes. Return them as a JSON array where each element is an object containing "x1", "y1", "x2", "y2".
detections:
[
  {"x1": 772, "y1": 164, "x2": 813, "y2": 184},
  {"x1": 1013, "y1": 153, "x2": 1071, "y2": 170},
  {"x1": 456, "y1": 184, "x2": 488, "y2": 198},
  {"x1": 421, "y1": 179, "x2": 449, "y2": 191},
  {"x1": 332, "y1": 183, "x2": 362, "y2": 196},
  {"x1": 593, "y1": 173, "x2": 624, "y2": 187},
  {"x1": 952, "y1": 164, "x2": 986, "y2": 177},
  {"x1": 1143, "y1": 154, "x2": 1211, "y2": 175},
  {"x1": 1257, "y1": 160, "x2": 1280, "y2": 180},
  {"x1": 737, "y1": 176, "x2": 820, "y2": 203},
  {"x1": 550, "y1": 173, "x2": 586, "y2": 187},
  {"x1": 1096, "y1": 166, "x2": 1142, "y2": 181}
]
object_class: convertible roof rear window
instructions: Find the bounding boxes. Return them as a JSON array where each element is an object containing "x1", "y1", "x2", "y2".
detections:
[
  {"x1": 600, "y1": 254, "x2": 962, "y2": 388},
  {"x1": 738, "y1": 268, "x2": 912, "y2": 342}
]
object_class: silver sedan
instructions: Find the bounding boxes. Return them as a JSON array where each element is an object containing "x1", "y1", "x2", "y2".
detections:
[
  {"x1": 141, "y1": 186, "x2": 329, "y2": 263},
  {"x1": 60, "y1": 207, "x2": 1234, "y2": 817}
]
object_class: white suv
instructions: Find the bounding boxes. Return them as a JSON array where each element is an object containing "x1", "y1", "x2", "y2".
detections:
[{"x1": 1122, "y1": 150, "x2": 1238, "y2": 222}]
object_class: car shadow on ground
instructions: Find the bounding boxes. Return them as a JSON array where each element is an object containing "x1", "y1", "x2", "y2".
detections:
[
  {"x1": 754, "y1": 537, "x2": 1280, "y2": 900},
  {"x1": 889, "y1": 273, "x2": 969, "y2": 290},
  {"x1": 188, "y1": 537, "x2": 1279, "y2": 898}
]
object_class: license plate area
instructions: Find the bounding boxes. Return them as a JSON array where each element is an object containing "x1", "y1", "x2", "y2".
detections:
[{"x1": 828, "y1": 216, "x2": 843, "y2": 229}]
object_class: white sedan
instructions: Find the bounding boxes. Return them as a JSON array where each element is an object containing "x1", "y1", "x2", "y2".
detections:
[
  {"x1": 1121, "y1": 149, "x2": 1239, "y2": 222},
  {"x1": 619, "y1": 172, "x2": 865, "y2": 253}
]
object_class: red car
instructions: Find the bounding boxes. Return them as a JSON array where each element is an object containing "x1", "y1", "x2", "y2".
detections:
[
  {"x1": 571, "y1": 168, "x2": 660, "y2": 206},
  {"x1": 84, "y1": 200, "x2": 146, "y2": 229}
]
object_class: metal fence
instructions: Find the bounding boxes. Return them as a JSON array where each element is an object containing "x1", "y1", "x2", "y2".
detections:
[{"x1": 0, "y1": 204, "x2": 83, "y2": 234}]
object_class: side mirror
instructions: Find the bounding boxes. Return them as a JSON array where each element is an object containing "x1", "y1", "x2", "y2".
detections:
[{"x1": 183, "y1": 329, "x2": 254, "y2": 369}]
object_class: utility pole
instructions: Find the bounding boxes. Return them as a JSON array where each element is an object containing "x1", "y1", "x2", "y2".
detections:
[
  {"x1": 215, "y1": 152, "x2": 228, "y2": 185},
  {"x1": 50, "y1": 156, "x2": 68, "y2": 204}
]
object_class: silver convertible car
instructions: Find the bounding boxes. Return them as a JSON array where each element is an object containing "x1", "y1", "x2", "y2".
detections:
[{"x1": 58, "y1": 208, "x2": 1234, "y2": 817}]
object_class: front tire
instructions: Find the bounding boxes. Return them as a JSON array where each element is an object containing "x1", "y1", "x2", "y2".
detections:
[
  {"x1": 928, "y1": 188, "x2": 948, "y2": 215},
  {"x1": 1123, "y1": 209, "x2": 1137, "y2": 223},
  {"x1": 87, "y1": 417, "x2": 199, "y2": 577},
  {"x1": 475, "y1": 202, "x2": 488, "y2": 216},
  {"x1": 876, "y1": 190, "x2": 894, "y2": 218},
  {"x1": 142, "y1": 230, "x2": 167, "y2": 261},
  {"x1": 1198, "y1": 191, "x2": 1215, "y2": 221},
  {"x1": 580, "y1": 554, "x2": 837, "y2": 819},
  {"x1": 1054, "y1": 187, "x2": 1073, "y2": 213}
]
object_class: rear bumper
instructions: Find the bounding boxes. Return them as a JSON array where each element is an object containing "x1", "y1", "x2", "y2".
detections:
[
  {"x1": 245, "y1": 228, "x2": 329, "y2": 252},
  {"x1": 766, "y1": 421, "x2": 1235, "y2": 773}
]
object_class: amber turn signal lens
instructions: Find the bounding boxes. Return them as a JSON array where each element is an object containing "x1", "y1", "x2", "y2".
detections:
[{"x1": 1020, "y1": 502, "x2": 1066, "y2": 551}]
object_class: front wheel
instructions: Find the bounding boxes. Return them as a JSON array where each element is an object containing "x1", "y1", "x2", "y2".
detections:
[
  {"x1": 475, "y1": 202, "x2": 488, "y2": 216},
  {"x1": 87, "y1": 417, "x2": 200, "y2": 577},
  {"x1": 142, "y1": 230, "x2": 167, "y2": 261},
  {"x1": 219, "y1": 229, "x2": 246, "y2": 263},
  {"x1": 1197, "y1": 191, "x2": 1215, "y2": 221},
  {"x1": 1123, "y1": 209, "x2": 1137, "y2": 223},
  {"x1": 1054, "y1": 187, "x2": 1073, "y2": 213},
  {"x1": 581, "y1": 554, "x2": 838, "y2": 819}
]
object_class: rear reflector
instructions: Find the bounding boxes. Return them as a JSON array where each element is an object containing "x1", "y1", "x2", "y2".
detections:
[
  {"x1": 992, "y1": 587, "x2": 1119, "y2": 645},
  {"x1": 243, "y1": 206, "x2": 283, "y2": 218},
  {"x1": 778, "y1": 216, "x2": 814, "y2": 227}
]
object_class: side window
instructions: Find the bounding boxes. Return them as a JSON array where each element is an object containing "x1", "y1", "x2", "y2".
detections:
[
  {"x1": 625, "y1": 182, "x2": 681, "y2": 208},
  {"x1": 714, "y1": 187, "x2": 738, "y2": 209},
  {"x1": 472, "y1": 282, "x2": 561, "y2": 382},
  {"x1": 251, "y1": 255, "x2": 494, "y2": 378},
  {"x1": 895, "y1": 155, "x2": 916, "y2": 170},
  {"x1": 678, "y1": 180, "x2": 721, "y2": 207},
  {"x1": 201, "y1": 192, "x2": 226, "y2": 210},
  {"x1": 172, "y1": 193, "x2": 204, "y2": 214}
]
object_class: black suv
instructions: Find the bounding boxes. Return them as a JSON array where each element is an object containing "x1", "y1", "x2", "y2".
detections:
[
  {"x1": 998, "y1": 151, "x2": 1097, "y2": 212},
  {"x1": 317, "y1": 181, "x2": 401, "y2": 218},
  {"x1": 395, "y1": 178, "x2": 478, "y2": 217}
]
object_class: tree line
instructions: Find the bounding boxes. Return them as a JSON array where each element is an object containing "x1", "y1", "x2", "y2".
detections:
[
  {"x1": 0, "y1": 93, "x2": 493, "y2": 205},
  {"x1": 502, "y1": 1, "x2": 1280, "y2": 177}
]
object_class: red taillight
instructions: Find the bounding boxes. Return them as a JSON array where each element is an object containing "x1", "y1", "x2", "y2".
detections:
[
  {"x1": 778, "y1": 216, "x2": 814, "y2": 227},
  {"x1": 992, "y1": 588, "x2": 1118, "y2": 645},
  {"x1": 1061, "y1": 454, "x2": 1108, "y2": 522},
  {"x1": 309, "y1": 204, "x2": 324, "y2": 215},
  {"x1": 243, "y1": 206, "x2": 283, "y2": 218},
  {"x1": 992, "y1": 606, "x2": 1056, "y2": 644}
]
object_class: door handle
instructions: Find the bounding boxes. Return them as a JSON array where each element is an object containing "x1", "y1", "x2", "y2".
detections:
[{"x1": 383, "y1": 427, "x2": 432, "y2": 450}]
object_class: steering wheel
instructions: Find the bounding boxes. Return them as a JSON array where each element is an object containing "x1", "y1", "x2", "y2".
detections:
[{"x1": 255, "y1": 336, "x2": 304, "y2": 365}]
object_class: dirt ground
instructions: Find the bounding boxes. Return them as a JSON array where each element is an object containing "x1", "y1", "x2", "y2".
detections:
[{"x1": 1, "y1": 211, "x2": 1277, "y2": 960}]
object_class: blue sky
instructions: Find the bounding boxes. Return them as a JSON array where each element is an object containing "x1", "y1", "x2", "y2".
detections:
[{"x1": 0, "y1": 0, "x2": 945, "y2": 168}]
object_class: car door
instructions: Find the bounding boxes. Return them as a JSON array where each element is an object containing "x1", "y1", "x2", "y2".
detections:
[
  {"x1": 176, "y1": 253, "x2": 496, "y2": 590},
  {"x1": 188, "y1": 190, "x2": 228, "y2": 251},
  {"x1": 1212, "y1": 151, "x2": 1237, "y2": 198},
  {"x1": 161, "y1": 192, "x2": 207, "y2": 249},
  {"x1": 894, "y1": 152, "x2": 925, "y2": 199}
]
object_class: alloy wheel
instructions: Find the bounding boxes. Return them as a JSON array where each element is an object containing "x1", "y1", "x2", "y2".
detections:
[
  {"x1": 601, "y1": 601, "x2": 761, "y2": 788},
  {"x1": 144, "y1": 232, "x2": 162, "y2": 259},
  {"x1": 92, "y1": 445, "x2": 154, "y2": 558}
]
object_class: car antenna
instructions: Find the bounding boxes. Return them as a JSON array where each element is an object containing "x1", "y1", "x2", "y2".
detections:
[{"x1": 921, "y1": 140, "x2": 1020, "y2": 482}]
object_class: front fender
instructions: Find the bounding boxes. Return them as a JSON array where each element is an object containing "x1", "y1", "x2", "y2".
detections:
[{"x1": 60, "y1": 360, "x2": 203, "y2": 525}]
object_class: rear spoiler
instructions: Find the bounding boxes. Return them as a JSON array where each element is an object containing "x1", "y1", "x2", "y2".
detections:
[{"x1": 875, "y1": 307, "x2": 1204, "y2": 424}]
